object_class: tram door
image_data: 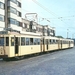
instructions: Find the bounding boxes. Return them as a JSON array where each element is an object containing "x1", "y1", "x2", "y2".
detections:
[
  {"x1": 15, "y1": 37, "x2": 19, "y2": 54},
  {"x1": 40, "y1": 39, "x2": 42, "y2": 52},
  {"x1": 58, "y1": 40, "x2": 60, "y2": 49},
  {"x1": 61, "y1": 41, "x2": 62, "y2": 49},
  {"x1": 46, "y1": 39, "x2": 48, "y2": 50},
  {"x1": 69, "y1": 41, "x2": 70, "y2": 47},
  {"x1": 43, "y1": 39, "x2": 45, "y2": 52}
]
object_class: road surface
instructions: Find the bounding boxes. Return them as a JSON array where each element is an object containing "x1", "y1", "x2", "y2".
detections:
[{"x1": 0, "y1": 47, "x2": 75, "y2": 75}]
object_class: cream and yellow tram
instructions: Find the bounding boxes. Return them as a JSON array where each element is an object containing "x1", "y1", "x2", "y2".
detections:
[
  {"x1": 43, "y1": 36, "x2": 59, "y2": 51},
  {"x1": 0, "y1": 31, "x2": 42, "y2": 59},
  {"x1": 68, "y1": 39, "x2": 74, "y2": 48},
  {"x1": 43, "y1": 36, "x2": 74, "y2": 51},
  {"x1": 59, "y1": 38, "x2": 74, "y2": 49},
  {"x1": 0, "y1": 30, "x2": 74, "y2": 60}
]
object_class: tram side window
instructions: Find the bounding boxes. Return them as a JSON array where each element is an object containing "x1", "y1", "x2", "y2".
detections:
[
  {"x1": 0, "y1": 37, "x2": 4, "y2": 46},
  {"x1": 6, "y1": 37, "x2": 9, "y2": 46},
  {"x1": 71, "y1": 41, "x2": 73, "y2": 44},
  {"x1": 34, "y1": 38, "x2": 36, "y2": 45},
  {"x1": 38, "y1": 39, "x2": 40, "y2": 45},
  {"x1": 50, "y1": 39, "x2": 53, "y2": 44},
  {"x1": 26, "y1": 38, "x2": 30, "y2": 45},
  {"x1": 53, "y1": 40, "x2": 55, "y2": 44},
  {"x1": 50, "y1": 39, "x2": 51, "y2": 44},
  {"x1": 55, "y1": 40, "x2": 56, "y2": 44},
  {"x1": 34, "y1": 38, "x2": 37, "y2": 45},
  {"x1": 30, "y1": 38, "x2": 33, "y2": 45},
  {"x1": 56, "y1": 40, "x2": 58, "y2": 44},
  {"x1": 33, "y1": 38, "x2": 40, "y2": 45},
  {"x1": 21, "y1": 37, "x2": 25, "y2": 45},
  {"x1": 11, "y1": 37, "x2": 14, "y2": 46}
]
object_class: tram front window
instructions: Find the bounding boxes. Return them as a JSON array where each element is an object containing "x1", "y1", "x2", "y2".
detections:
[{"x1": 0, "y1": 37, "x2": 4, "y2": 46}]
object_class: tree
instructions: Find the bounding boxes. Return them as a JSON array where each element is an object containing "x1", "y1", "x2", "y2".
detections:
[{"x1": 56, "y1": 36, "x2": 63, "y2": 38}]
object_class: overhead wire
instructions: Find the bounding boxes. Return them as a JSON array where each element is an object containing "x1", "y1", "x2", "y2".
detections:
[
  {"x1": 31, "y1": 0, "x2": 74, "y2": 27},
  {"x1": 22, "y1": 7, "x2": 75, "y2": 29},
  {"x1": 22, "y1": 0, "x2": 75, "y2": 30},
  {"x1": 32, "y1": 0, "x2": 58, "y2": 17}
]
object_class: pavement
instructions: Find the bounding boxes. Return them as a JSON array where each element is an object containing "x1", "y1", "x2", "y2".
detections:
[{"x1": 0, "y1": 47, "x2": 75, "y2": 75}]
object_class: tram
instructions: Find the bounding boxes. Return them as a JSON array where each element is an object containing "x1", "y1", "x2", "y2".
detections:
[{"x1": 0, "y1": 30, "x2": 74, "y2": 60}]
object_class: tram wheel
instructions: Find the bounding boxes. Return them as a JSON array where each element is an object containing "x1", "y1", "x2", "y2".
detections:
[
  {"x1": 15, "y1": 56, "x2": 24, "y2": 60},
  {"x1": 3, "y1": 58, "x2": 10, "y2": 61}
]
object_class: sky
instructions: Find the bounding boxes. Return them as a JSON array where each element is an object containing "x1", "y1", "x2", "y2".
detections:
[{"x1": 22, "y1": 0, "x2": 75, "y2": 38}]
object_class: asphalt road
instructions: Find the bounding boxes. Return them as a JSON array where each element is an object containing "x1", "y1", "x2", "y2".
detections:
[{"x1": 0, "y1": 47, "x2": 75, "y2": 75}]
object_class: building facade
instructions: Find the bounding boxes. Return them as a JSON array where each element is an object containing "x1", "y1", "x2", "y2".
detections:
[
  {"x1": 0, "y1": 0, "x2": 55, "y2": 36},
  {"x1": 6, "y1": 0, "x2": 22, "y2": 31},
  {"x1": 0, "y1": 0, "x2": 5, "y2": 31},
  {"x1": 0, "y1": 0, "x2": 22, "y2": 31},
  {"x1": 22, "y1": 19, "x2": 55, "y2": 36},
  {"x1": 43, "y1": 25, "x2": 55, "y2": 36}
]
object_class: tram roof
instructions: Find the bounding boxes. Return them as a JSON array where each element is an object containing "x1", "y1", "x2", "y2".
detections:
[{"x1": 0, "y1": 30, "x2": 42, "y2": 36}]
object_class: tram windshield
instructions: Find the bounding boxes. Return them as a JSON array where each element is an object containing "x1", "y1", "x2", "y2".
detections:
[{"x1": 0, "y1": 37, "x2": 4, "y2": 46}]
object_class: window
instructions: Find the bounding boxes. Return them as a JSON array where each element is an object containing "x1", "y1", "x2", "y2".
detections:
[
  {"x1": 17, "y1": 11, "x2": 21, "y2": 17},
  {"x1": 8, "y1": 18, "x2": 16, "y2": 25},
  {"x1": 16, "y1": 21, "x2": 19, "y2": 26},
  {"x1": 34, "y1": 38, "x2": 37, "y2": 45},
  {"x1": 6, "y1": 37, "x2": 9, "y2": 46},
  {"x1": 51, "y1": 30, "x2": 53, "y2": 33},
  {"x1": 53, "y1": 40, "x2": 55, "y2": 43},
  {"x1": 0, "y1": 37, "x2": 4, "y2": 46},
  {"x1": 50, "y1": 39, "x2": 51, "y2": 44},
  {"x1": 0, "y1": 2, "x2": 4, "y2": 9},
  {"x1": 25, "y1": 24, "x2": 27, "y2": 28},
  {"x1": 8, "y1": 0, "x2": 17, "y2": 4},
  {"x1": 17, "y1": 1, "x2": 21, "y2": 7},
  {"x1": 33, "y1": 38, "x2": 38, "y2": 45},
  {"x1": 26, "y1": 38, "x2": 30, "y2": 45},
  {"x1": 8, "y1": 18, "x2": 21, "y2": 26},
  {"x1": 16, "y1": 21, "x2": 21, "y2": 26},
  {"x1": 22, "y1": 23, "x2": 27, "y2": 28},
  {"x1": 8, "y1": 6, "x2": 17, "y2": 14},
  {"x1": 0, "y1": 15, "x2": 4, "y2": 21},
  {"x1": 11, "y1": 37, "x2": 14, "y2": 46},
  {"x1": 21, "y1": 37, "x2": 25, "y2": 45},
  {"x1": 30, "y1": 38, "x2": 33, "y2": 45},
  {"x1": 38, "y1": 39, "x2": 40, "y2": 45},
  {"x1": 50, "y1": 39, "x2": 54, "y2": 44},
  {"x1": 44, "y1": 29, "x2": 47, "y2": 33}
]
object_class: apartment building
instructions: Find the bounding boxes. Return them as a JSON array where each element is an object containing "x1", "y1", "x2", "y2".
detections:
[
  {"x1": 0, "y1": 0, "x2": 55, "y2": 37},
  {"x1": 22, "y1": 18, "x2": 30, "y2": 32},
  {"x1": 6, "y1": 0, "x2": 22, "y2": 31},
  {"x1": 0, "y1": 0, "x2": 22, "y2": 31},
  {"x1": 22, "y1": 19, "x2": 43, "y2": 36},
  {"x1": 0, "y1": 0, "x2": 5, "y2": 31},
  {"x1": 22, "y1": 19, "x2": 55, "y2": 36}
]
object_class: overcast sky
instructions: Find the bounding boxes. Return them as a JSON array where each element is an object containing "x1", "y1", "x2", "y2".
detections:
[{"x1": 22, "y1": 0, "x2": 75, "y2": 38}]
